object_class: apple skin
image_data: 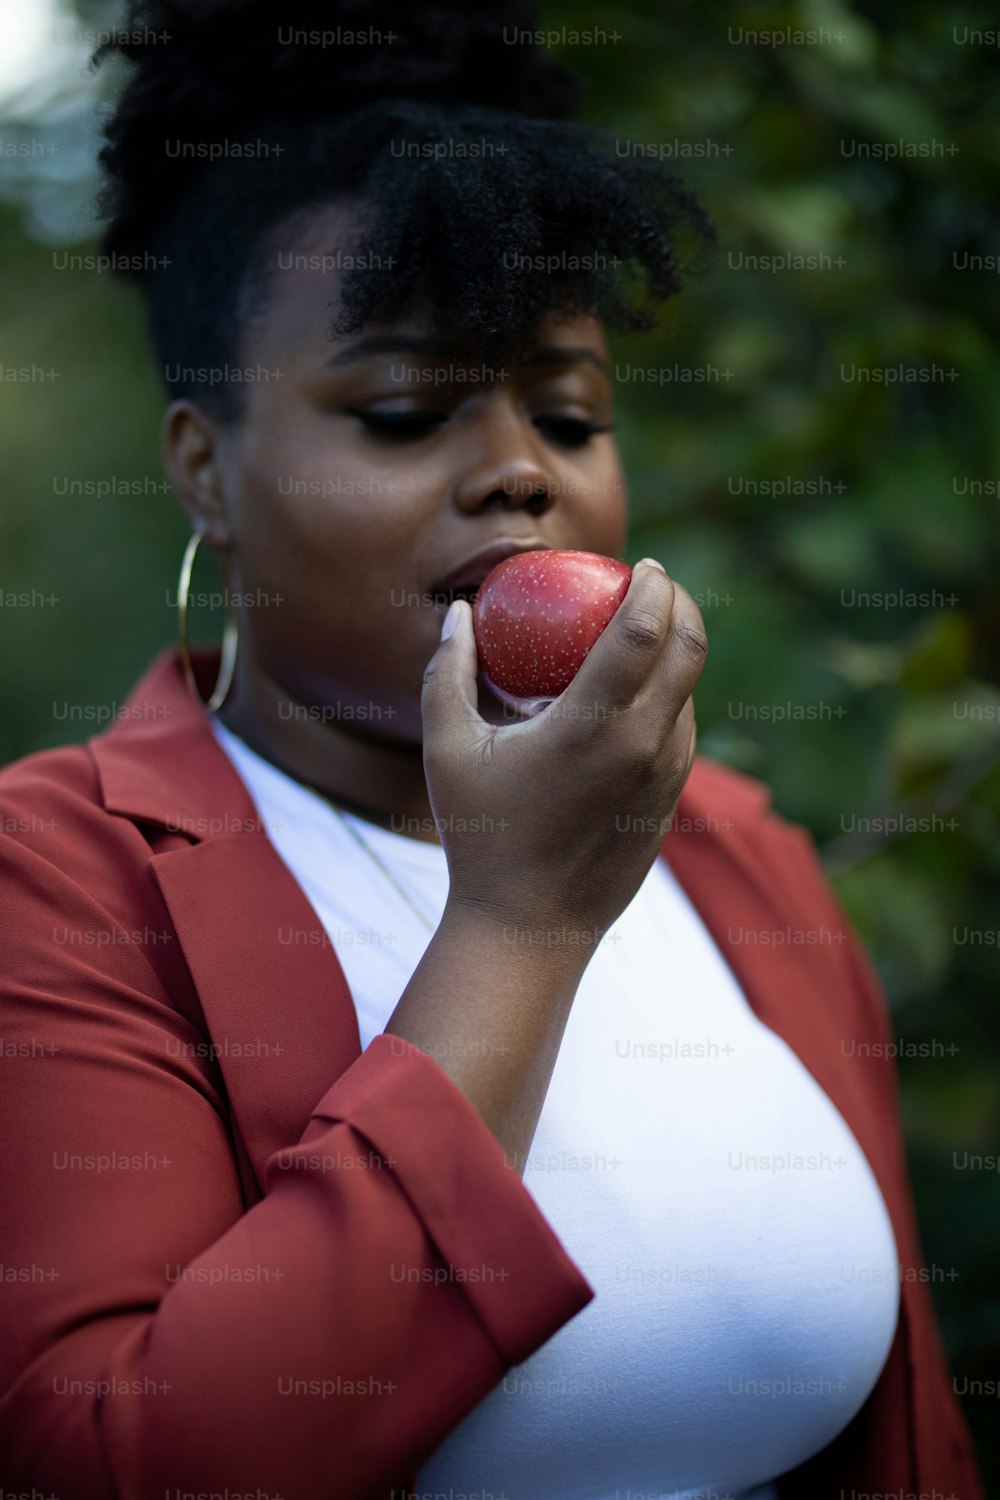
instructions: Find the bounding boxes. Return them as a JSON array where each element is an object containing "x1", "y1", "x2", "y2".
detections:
[{"x1": 472, "y1": 550, "x2": 633, "y2": 716}]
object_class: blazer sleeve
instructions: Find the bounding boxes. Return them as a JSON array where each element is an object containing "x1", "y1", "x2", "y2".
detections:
[
  {"x1": 0, "y1": 825, "x2": 594, "y2": 1500},
  {"x1": 834, "y1": 890, "x2": 987, "y2": 1500},
  {"x1": 771, "y1": 816, "x2": 986, "y2": 1500}
]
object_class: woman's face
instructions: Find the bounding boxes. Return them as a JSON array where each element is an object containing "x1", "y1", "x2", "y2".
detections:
[{"x1": 199, "y1": 202, "x2": 628, "y2": 744}]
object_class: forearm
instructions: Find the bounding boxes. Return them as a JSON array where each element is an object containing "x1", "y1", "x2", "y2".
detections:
[
  {"x1": 1, "y1": 1039, "x2": 594, "y2": 1498},
  {"x1": 385, "y1": 897, "x2": 593, "y2": 1174}
]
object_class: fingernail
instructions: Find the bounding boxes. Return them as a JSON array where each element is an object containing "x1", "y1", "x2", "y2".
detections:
[
  {"x1": 638, "y1": 557, "x2": 666, "y2": 573},
  {"x1": 440, "y1": 600, "x2": 461, "y2": 640}
]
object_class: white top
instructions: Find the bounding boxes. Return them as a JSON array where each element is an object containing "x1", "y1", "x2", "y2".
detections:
[{"x1": 212, "y1": 719, "x2": 901, "y2": 1500}]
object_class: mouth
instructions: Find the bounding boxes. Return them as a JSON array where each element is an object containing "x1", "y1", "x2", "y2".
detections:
[{"x1": 428, "y1": 537, "x2": 553, "y2": 611}]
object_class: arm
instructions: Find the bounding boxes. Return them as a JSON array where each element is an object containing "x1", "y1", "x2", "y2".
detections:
[
  {"x1": 767, "y1": 815, "x2": 986, "y2": 1500},
  {"x1": 833, "y1": 905, "x2": 986, "y2": 1500},
  {"x1": 0, "y1": 833, "x2": 593, "y2": 1500},
  {"x1": 385, "y1": 896, "x2": 594, "y2": 1175}
]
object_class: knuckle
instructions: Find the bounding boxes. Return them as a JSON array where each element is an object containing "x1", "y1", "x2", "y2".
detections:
[
  {"x1": 626, "y1": 723, "x2": 666, "y2": 779},
  {"x1": 618, "y1": 607, "x2": 666, "y2": 651},
  {"x1": 635, "y1": 744, "x2": 664, "y2": 781},
  {"x1": 677, "y1": 622, "x2": 709, "y2": 661}
]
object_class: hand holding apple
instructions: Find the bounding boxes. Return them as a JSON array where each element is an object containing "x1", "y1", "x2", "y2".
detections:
[{"x1": 421, "y1": 558, "x2": 708, "y2": 941}]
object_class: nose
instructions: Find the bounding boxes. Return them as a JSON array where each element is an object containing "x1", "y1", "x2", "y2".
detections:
[{"x1": 451, "y1": 397, "x2": 556, "y2": 518}]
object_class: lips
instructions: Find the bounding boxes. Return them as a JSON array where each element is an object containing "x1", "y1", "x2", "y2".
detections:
[{"x1": 429, "y1": 538, "x2": 553, "y2": 605}]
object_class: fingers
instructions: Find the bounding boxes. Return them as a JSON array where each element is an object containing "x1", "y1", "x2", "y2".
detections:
[
  {"x1": 420, "y1": 601, "x2": 482, "y2": 764},
  {"x1": 561, "y1": 559, "x2": 673, "y2": 714},
  {"x1": 562, "y1": 559, "x2": 706, "y2": 722},
  {"x1": 655, "y1": 576, "x2": 709, "y2": 723}
]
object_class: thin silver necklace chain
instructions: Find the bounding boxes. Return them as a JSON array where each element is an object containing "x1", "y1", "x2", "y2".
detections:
[
  {"x1": 319, "y1": 796, "x2": 439, "y2": 935},
  {"x1": 211, "y1": 715, "x2": 440, "y2": 935}
]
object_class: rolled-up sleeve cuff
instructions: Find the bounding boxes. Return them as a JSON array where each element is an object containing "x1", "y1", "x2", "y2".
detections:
[{"x1": 305, "y1": 1032, "x2": 595, "y2": 1365}]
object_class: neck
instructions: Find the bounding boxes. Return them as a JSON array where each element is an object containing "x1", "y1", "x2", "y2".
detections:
[{"x1": 216, "y1": 655, "x2": 443, "y2": 845}]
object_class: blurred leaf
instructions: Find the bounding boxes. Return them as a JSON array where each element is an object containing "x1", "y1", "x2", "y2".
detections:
[
  {"x1": 900, "y1": 613, "x2": 975, "y2": 689},
  {"x1": 892, "y1": 689, "x2": 1000, "y2": 772}
]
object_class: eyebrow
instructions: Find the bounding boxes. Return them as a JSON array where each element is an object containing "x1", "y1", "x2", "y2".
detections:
[{"x1": 324, "y1": 335, "x2": 610, "y2": 376}]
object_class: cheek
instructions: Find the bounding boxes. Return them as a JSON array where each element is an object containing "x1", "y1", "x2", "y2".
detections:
[
  {"x1": 229, "y1": 419, "x2": 369, "y2": 575},
  {"x1": 229, "y1": 484, "x2": 407, "y2": 693},
  {"x1": 606, "y1": 461, "x2": 629, "y2": 534},
  {"x1": 573, "y1": 457, "x2": 628, "y2": 553},
  {"x1": 236, "y1": 491, "x2": 389, "y2": 623},
  {"x1": 230, "y1": 442, "x2": 434, "y2": 637}
]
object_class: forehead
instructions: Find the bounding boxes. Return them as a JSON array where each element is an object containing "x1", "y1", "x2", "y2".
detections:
[{"x1": 248, "y1": 197, "x2": 611, "y2": 364}]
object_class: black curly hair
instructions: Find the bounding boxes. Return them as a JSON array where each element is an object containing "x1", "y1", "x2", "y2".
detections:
[{"x1": 94, "y1": 0, "x2": 715, "y2": 420}]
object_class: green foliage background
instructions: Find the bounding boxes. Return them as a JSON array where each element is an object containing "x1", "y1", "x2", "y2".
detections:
[{"x1": 2, "y1": 0, "x2": 998, "y2": 1485}]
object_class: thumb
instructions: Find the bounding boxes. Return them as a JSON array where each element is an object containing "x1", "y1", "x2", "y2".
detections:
[{"x1": 420, "y1": 599, "x2": 482, "y2": 751}]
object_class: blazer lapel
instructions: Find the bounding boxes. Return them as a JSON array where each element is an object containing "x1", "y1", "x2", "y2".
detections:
[
  {"x1": 150, "y1": 833, "x2": 362, "y2": 1194},
  {"x1": 90, "y1": 648, "x2": 362, "y2": 1196}
]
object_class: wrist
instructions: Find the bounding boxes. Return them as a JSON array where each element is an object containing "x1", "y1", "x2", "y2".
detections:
[{"x1": 441, "y1": 894, "x2": 602, "y2": 976}]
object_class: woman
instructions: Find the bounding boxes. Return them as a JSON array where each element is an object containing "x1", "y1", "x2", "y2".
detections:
[{"x1": 0, "y1": 3, "x2": 984, "y2": 1498}]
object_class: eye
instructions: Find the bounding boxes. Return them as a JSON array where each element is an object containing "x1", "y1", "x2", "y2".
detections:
[
  {"x1": 534, "y1": 415, "x2": 615, "y2": 449},
  {"x1": 347, "y1": 409, "x2": 448, "y2": 440}
]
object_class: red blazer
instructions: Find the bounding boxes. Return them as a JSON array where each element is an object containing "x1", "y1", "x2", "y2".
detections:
[{"x1": 0, "y1": 648, "x2": 984, "y2": 1499}]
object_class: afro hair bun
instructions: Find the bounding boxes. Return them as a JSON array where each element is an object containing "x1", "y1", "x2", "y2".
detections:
[
  {"x1": 96, "y1": 0, "x2": 585, "y2": 257},
  {"x1": 93, "y1": 0, "x2": 715, "y2": 421}
]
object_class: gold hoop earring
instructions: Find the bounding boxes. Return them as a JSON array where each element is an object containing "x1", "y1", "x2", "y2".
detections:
[{"x1": 177, "y1": 531, "x2": 239, "y2": 713}]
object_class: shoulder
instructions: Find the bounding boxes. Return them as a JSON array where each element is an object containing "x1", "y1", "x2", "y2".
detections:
[
  {"x1": 0, "y1": 738, "x2": 208, "y2": 1039},
  {"x1": 682, "y1": 752, "x2": 857, "y2": 938},
  {"x1": 684, "y1": 754, "x2": 892, "y2": 1033},
  {"x1": 0, "y1": 739, "x2": 136, "y2": 865},
  {"x1": 0, "y1": 738, "x2": 100, "y2": 802},
  {"x1": 682, "y1": 753, "x2": 774, "y2": 822},
  {"x1": 0, "y1": 740, "x2": 176, "y2": 960},
  {"x1": 683, "y1": 752, "x2": 814, "y2": 856},
  {"x1": 0, "y1": 740, "x2": 109, "y2": 857}
]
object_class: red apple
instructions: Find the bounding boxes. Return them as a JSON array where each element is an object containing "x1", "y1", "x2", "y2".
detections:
[{"x1": 473, "y1": 550, "x2": 632, "y2": 715}]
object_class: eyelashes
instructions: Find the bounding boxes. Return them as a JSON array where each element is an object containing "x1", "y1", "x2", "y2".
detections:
[
  {"x1": 347, "y1": 409, "x2": 615, "y2": 449},
  {"x1": 535, "y1": 415, "x2": 615, "y2": 449},
  {"x1": 347, "y1": 410, "x2": 446, "y2": 439}
]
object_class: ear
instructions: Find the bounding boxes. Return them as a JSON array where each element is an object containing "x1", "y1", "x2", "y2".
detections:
[{"x1": 161, "y1": 399, "x2": 235, "y2": 548}]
